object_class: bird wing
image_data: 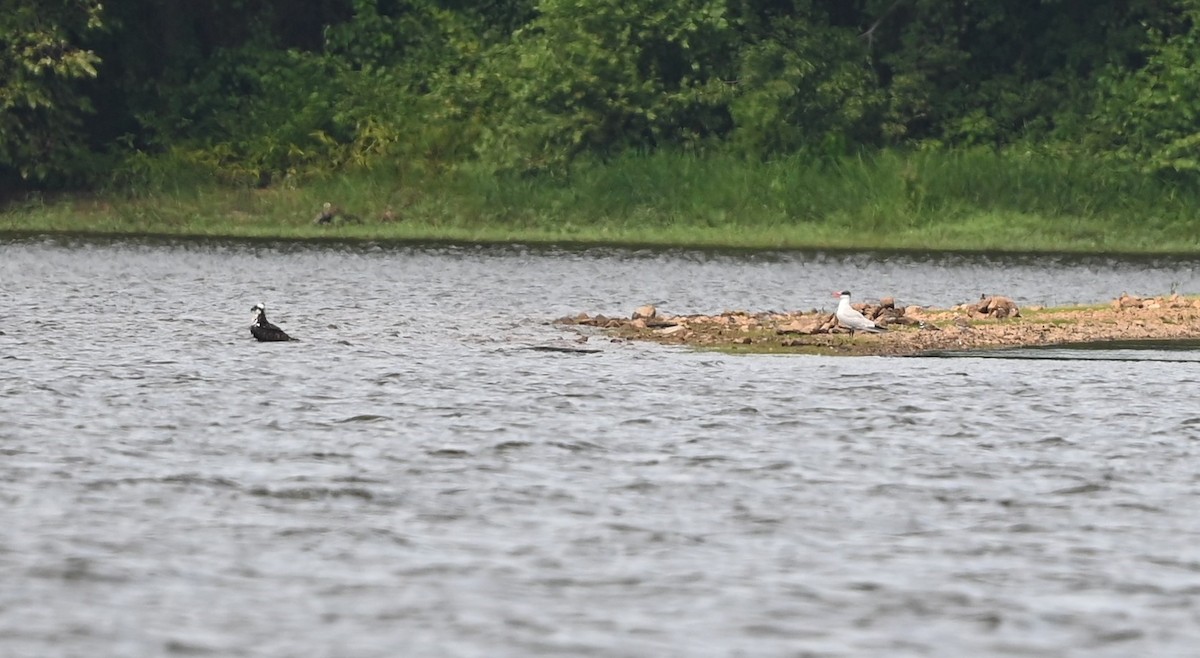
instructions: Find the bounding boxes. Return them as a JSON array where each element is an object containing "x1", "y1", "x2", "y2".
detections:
[{"x1": 838, "y1": 306, "x2": 875, "y2": 330}]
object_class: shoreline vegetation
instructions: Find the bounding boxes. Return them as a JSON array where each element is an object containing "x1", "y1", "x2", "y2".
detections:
[
  {"x1": 556, "y1": 293, "x2": 1200, "y2": 357},
  {"x1": 5, "y1": 150, "x2": 1200, "y2": 255}
]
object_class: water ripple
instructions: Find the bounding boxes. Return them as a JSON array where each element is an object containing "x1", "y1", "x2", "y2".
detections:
[{"x1": 4, "y1": 237, "x2": 1200, "y2": 657}]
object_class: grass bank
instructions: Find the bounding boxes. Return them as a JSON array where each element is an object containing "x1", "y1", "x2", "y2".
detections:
[{"x1": 4, "y1": 149, "x2": 1199, "y2": 253}]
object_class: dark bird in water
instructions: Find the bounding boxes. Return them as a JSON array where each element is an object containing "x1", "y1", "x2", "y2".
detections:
[{"x1": 250, "y1": 303, "x2": 294, "y2": 342}]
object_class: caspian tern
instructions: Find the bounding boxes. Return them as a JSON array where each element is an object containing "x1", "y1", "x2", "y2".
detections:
[
  {"x1": 833, "y1": 291, "x2": 886, "y2": 335},
  {"x1": 250, "y1": 303, "x2": 294, "y2": 342}
]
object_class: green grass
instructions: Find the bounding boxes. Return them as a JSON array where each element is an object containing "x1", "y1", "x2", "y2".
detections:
[{"x1": 4, "y1": 148, "x2": 1200, "y2": 254}]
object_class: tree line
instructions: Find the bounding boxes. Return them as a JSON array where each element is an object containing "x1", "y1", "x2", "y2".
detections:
[{"x1": 4, "y1": 0, "x2": 1200, "y2": 191}]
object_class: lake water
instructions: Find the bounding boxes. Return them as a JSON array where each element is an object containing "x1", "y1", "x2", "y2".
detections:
[{"x1": 4, "y1": 236, "x2": 1200, "y2": 657}]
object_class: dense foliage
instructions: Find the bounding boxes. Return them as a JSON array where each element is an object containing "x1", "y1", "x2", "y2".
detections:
[
  {"x1": 3, "y1": 0, "x2": 1200, "y2": 190},
  {"x1": 1, "y1": 0, "x2": 103, "y2": 184}
]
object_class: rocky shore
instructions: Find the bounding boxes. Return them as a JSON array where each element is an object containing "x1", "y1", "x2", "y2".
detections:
[{"x1": 556, "y1": 293, "x2": 1200, "y2": 356}]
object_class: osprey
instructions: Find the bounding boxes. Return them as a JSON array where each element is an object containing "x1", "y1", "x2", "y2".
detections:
[{"x1": 250, "y1": 303, "x2": 294, "y2": 342}]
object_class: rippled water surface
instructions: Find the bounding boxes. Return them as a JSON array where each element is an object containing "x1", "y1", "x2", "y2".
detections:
[{"x1": 4, "y1": 236, "x2": 1200, "y2": 657}]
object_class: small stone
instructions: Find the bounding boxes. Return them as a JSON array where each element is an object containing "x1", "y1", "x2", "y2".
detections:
[
  {"x1": 1117, "y1": 293, "x2": 1143, "y2": 309},
  {"x1": 632, "y1": 304, "x2": 657, "y2": 320},
  {"x1": 980, "y1": 295, "x2": 1019, "y2": 318},
  {"x1": 777, "y1": 318, "x2": 823, "y2": 335}
]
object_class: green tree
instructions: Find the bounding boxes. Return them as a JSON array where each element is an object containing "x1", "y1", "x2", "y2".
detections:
[
  {"x1": 728, "y1": 2, "x2": 880, "y2": 156},
  {"x1": 94, "y1": 0, "x2": 483, "y2": 184},
  {"x1": 1090, "y1": 0, "x2": 1200, "y2": 174},
  {"x1": 857, "y1": 0, "x2": 1158, "y2": 147},
  {"x1": 462, "y1": 0, "x2": 737, "y2": 174},
  {"x1": 0, "y1": 0, "x2": 104, "y2": 183}
]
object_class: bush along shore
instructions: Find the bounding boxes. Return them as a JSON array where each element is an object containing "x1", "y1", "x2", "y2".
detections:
[
  {"x1": 556, "y1": 294, "x2": 1200, "y2": 357},
  {"x1": 4, "y1": 150, "x2": 1200, "y2": 255}
]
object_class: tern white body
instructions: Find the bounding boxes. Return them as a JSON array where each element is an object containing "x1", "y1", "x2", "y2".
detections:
[{"x1": 834, "y1": 291, "x2": 885, "y2": 335}]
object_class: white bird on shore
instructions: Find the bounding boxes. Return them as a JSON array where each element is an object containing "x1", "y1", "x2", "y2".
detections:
[{"x1": 833, "y1": 290, "x2": 886, "y2": 335}]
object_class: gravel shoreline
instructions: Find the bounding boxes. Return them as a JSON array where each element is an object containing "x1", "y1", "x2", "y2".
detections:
[{"x1": 557, "y1": 294, "x2": 1200, "y2": 356}]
